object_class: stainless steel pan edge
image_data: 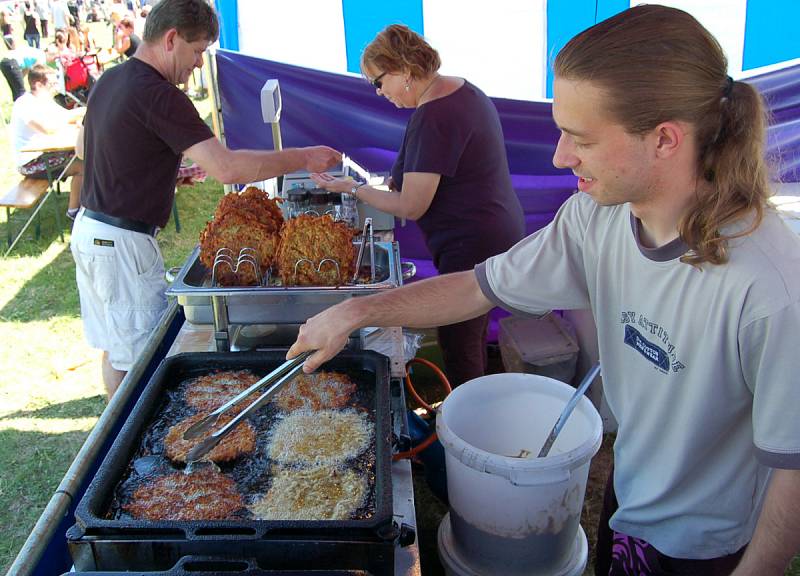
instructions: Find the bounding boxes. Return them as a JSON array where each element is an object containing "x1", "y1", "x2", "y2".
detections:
[{"x1": 166, "y1": 243, "x2": 402, "y2": 325}]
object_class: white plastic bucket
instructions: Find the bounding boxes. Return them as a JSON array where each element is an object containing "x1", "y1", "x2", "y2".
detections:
[
  {"x1": 436, "y1": 373, "x2": 602, "y2": 575},
  {"x1": 438, "y1": 512, "x2": 588, "y2": 576}
]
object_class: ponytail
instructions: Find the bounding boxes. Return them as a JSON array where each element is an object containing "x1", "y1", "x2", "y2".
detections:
[{"x1": 680, "y1": 81, "x2": 770, "y2": 266}]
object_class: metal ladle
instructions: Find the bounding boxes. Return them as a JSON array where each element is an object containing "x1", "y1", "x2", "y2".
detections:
[{"x1": 537, "y1": 363, "x2": 601, "y2": 458}]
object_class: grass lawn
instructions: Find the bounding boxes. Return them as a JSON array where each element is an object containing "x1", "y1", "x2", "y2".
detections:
[
  {"x1": 1, "y1": 19, "x2": 799, "y2": 576},
  {"x1": 0, "y1": 22, "x2": 222, "y2": 572}
]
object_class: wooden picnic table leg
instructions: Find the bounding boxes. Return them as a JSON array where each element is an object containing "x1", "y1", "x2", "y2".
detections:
[
  {"x1": 5, "y1": 207, "x2": 11, "y2": 247},
  {"x1": 172, "y1": 189, "x2": 181, "y2": 233}
]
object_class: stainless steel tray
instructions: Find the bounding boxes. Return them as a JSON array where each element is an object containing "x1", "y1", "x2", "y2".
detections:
[{"x1": 167, "y1": 242, "x2": 402, "y2": 325}]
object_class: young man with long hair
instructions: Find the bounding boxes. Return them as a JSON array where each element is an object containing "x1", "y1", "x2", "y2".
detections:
[{"x1": 288, "y1": 6, "x2": 800, "y2": 575}]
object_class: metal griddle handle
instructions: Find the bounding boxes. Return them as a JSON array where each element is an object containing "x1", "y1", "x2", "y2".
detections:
[{"x1": 184, "y1": 351, "x2": 312, "y2": 463}]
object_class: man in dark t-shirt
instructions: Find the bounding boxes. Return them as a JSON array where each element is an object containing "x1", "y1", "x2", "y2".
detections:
[{"x1": 71, "y1": 0, "x2": 340, "y2": 399}]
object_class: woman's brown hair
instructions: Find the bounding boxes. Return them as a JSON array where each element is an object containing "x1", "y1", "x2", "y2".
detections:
[
  {"x1": 361, "y1": 24, "x2": 440, "y2": 80},
  {"x1": 554, "y1": 5, "x2": 770, "y2": 267}
]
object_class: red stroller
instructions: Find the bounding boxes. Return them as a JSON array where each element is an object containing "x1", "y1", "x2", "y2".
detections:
[{"x1": 56, "y1": 52, "x2": 101, "y2": 108}]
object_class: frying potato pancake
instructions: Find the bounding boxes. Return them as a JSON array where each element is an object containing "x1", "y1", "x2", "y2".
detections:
[
  {"x1": 184, "y1": 369, "x2": 260, "y2": 413},
  {"x1": 273, "y1": 371, "x2": 357, "y2": 412},
  {"x1": 164, "y1": 413, "x2": 256, "y2": 464},
  {"x1": 275, "y1": 214, "x2": 356, "y2": 286},
  {"x1": 268, "y1": 409, "x2": 372, "y2": 466},
  {"x1": 124, "y1": 467, "x2": 243, "y2": 520},
  {"x1": 249, "y1": 465, "x2": 367, "y2": 520},
  {"x1": 199, "y1": 187, "x2": 284, "y2": 286}
]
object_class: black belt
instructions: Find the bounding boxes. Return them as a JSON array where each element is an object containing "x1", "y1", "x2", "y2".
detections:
[{"x1": 82, "y1": 209, "x2": 159, "y2": 237}]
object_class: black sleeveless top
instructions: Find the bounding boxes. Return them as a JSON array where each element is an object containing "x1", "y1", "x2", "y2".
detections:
[{"x1": 24, "y1": 13, "x2": 39, "y2": 36}]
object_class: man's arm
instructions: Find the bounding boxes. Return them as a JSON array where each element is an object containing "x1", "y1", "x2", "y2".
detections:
[
  {"x1": 287, "y1": 270, "x2": 494, "y2": 372},
  {"x1": 184, "y1": 137, "x2": 340, "y2": 185},
  {"x1": 731, "y1": 468, "x2": 800, "y2": 575}
]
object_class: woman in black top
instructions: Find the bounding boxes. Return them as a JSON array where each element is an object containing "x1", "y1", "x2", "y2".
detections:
[
  {"x1": 23, "y1": 3, "x2": 41, "y2": 48},
  {"x1": 115, "y1": 17, "x2": 140, "y2": 59},
  {"x1": 311, "y1": 25, "x2": 525, "y2": 387}
]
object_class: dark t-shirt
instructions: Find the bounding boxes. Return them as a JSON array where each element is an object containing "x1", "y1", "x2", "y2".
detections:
[
  {"x1": 82, "y1": 58, "x2": 213, "y2": 227},
  {"x1": 391, "y1": 81, "x2": 525, "y2": 271}
]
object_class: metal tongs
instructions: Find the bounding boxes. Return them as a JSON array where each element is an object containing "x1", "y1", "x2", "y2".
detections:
[
  {"x1": 352, "y1": 217, "x2": 376, "y2": 283},
  {"x1": 182, "y1": 350, "x2": 312, "y2": 463}
]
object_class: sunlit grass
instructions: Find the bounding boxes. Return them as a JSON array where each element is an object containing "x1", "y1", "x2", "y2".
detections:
[{"x1": 0, "y1": 417, "x2": 99, "y2": 433}]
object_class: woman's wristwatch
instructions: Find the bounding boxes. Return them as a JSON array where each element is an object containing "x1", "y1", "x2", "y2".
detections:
[{"x1": 350, "y1": 183, "x2": 362, "y2": 198}]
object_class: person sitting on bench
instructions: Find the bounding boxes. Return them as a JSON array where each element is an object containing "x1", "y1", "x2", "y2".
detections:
[{"x1": 10, "y1": 64, "x2": 85, "y2": 219}]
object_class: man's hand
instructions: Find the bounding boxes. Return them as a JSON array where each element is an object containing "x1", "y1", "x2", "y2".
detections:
[
  {"x1": 301, "y1": 146, "x2": 341, "y2": 173},
  {"x1": 286, "y1": 301, "x2": 360, "y2": 373}
]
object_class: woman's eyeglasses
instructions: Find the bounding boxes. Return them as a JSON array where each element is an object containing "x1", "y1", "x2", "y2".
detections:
[{"x1": 370, "y1": 71, "x2": 388, "y2": 89}]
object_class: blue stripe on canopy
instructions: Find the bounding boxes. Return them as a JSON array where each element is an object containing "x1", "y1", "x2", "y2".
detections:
[
  {"x1": 214, "y1": 0, "x2": 239, "y2": 51},
  {"x1": 342, "y1": 0, "x2": 424, "y2": 75}
]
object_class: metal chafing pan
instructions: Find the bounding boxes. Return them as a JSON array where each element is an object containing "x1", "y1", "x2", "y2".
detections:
[
  {"x1": 166, "y1": 242, "x2": 402, "y2": 325},
  {"x1": 68, "y1": 351, "x2": 398, "y2": 574}
]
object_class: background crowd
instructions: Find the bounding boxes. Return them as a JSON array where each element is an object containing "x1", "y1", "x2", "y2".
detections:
[{"x1": 1, "y1": 0, "x2": 158, "y2": 105}]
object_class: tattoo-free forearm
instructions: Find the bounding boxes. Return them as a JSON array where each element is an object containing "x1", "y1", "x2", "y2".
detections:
[
  {"x1": 288, "y1": 270, "x2": 493, "y2": 371},
  {"x1": 348, "y1": 270, "x2": 493, "y2": 329},
  {"x1": 731, "y1": 468, "x2": 800, "y2": 575}
]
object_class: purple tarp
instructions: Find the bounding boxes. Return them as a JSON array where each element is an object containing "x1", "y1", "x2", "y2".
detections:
[
  {"x1": 216, "y1": 49, "x2": 572, "y2": 177},
  {"x1": 748, "y1": 62, "x2": 800, "y2": 182},
  {"x1": 215, "y1": 50, "x2": 800, "y2": 183}
]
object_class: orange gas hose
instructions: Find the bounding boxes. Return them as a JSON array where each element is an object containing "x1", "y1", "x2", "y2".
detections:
[{"x1": 393, "y1": 357, "x2": 452, "y2": 461}]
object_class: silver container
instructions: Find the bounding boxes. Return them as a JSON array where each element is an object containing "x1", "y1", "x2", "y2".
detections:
[{"x1": 167, "y1": 242, "x2": 402, "y2": 325}]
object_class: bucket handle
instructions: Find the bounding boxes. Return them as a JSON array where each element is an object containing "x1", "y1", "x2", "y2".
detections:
[{"x1": 461, "y1": 447, "x2": 572, "y2": 485}]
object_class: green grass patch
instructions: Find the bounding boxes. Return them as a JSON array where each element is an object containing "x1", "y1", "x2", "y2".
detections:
[{"x1": 0, "y1": 25, "x2": 221, "y2": 568}]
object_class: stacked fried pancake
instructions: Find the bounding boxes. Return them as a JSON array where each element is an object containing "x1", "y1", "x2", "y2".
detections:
[
  {"x1": 199, "y1": 190, "x2": 358, "y2": 287},
  {"x1": 273, "y1": 371, "x2": 357, "y2": 412},
  {"x1": 275, "y1": 214, "x2": 357, "y2": 286},
  {"x1": 199, "y1": 187, "x2": 284, "y2": 285}
]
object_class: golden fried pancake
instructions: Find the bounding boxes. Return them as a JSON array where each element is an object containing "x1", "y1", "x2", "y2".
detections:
[
  {"x1": 268, "y1": 408, "x2": 372, "y2": 466},
  {"x1": 124, "y1": 467, "x2": 243, "y2": 520},
  {"x1": 249, "y1": 465, "x2": 367, "y2": 520},
  {"x1": 199, "y1": 187, "x2": 284, "y2": 286},
  {"x1": 275, "y1": 214, "x2": 356, "y2": 286},
  {"x1": 273, "y1": 371, "x2": 357, "y2": 412},
  {"x1": 184, "y1": 369, "x2": 260, "y2": 413},
  {"x1": 164, "y1": 413, "x2": 256, "y2": 464}
]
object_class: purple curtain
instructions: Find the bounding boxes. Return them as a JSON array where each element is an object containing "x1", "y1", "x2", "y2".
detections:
[
  {"x1": 747, "y1": 62, "x2": 800, "y2": 181},
  {"x1": 215, "y1": 49, "x2": 569, "y2": 177}
]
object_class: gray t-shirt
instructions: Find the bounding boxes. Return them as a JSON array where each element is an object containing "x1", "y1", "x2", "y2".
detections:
[{"x1": 476, "y1": 192, "x2": 800, "y2": 558}]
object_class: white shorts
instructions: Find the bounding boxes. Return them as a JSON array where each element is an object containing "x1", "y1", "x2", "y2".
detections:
[{"x1": 70, "y1": 209, "x2": 168, "y2": 371}]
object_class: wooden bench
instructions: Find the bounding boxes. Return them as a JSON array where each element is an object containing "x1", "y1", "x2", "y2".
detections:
[{"x1": 1, "y1": 177, "x2": 65, "y2": 256}]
